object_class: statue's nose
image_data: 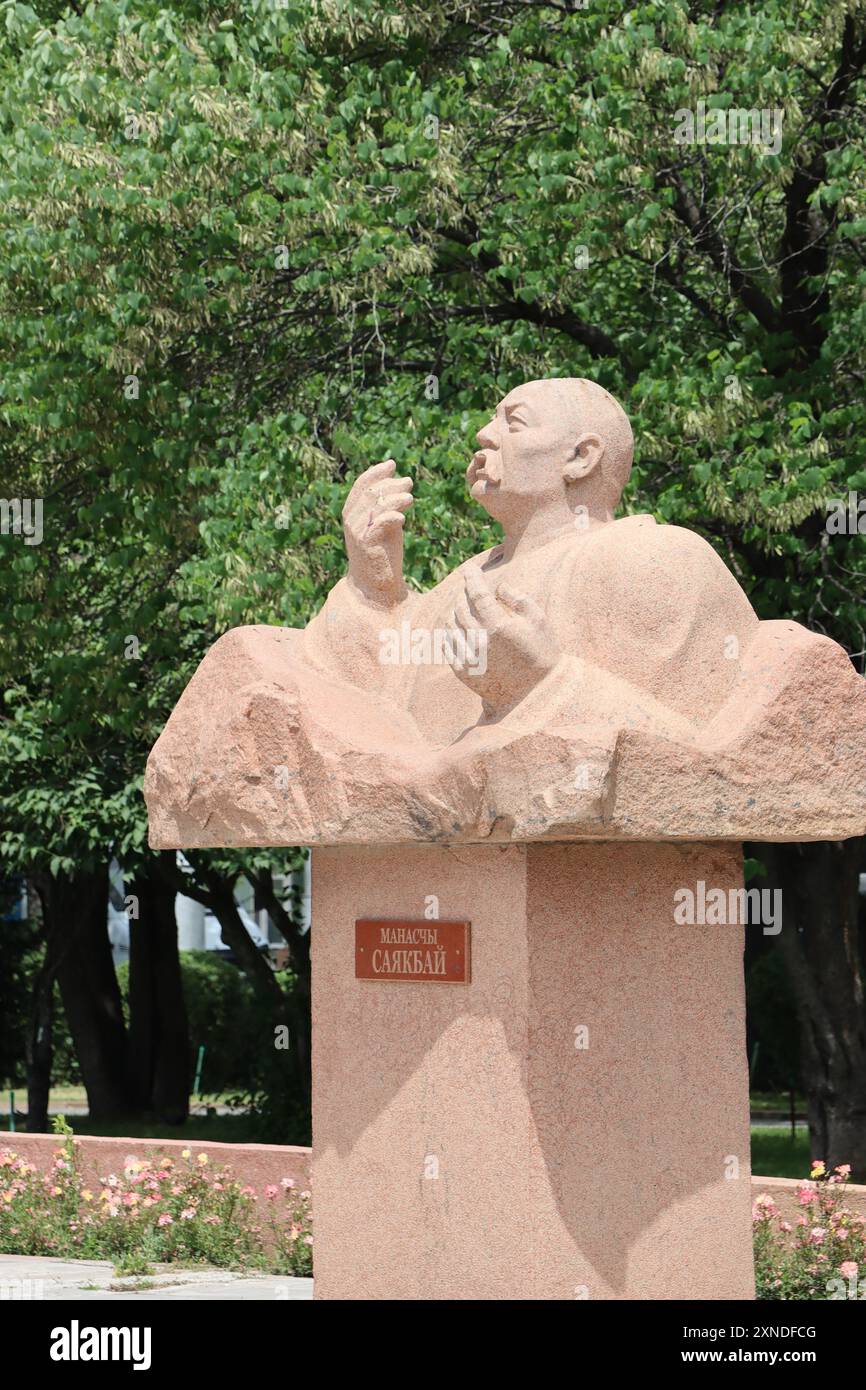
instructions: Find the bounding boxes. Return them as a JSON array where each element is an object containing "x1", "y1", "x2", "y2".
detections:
[{"x1": 476, "y1": 420, "x2": 498, "y2": 449}]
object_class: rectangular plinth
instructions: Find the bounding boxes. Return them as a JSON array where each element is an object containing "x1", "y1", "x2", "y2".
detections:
[{"x1": 311, "y1": 842, "x2": 754, "y2": 1300}]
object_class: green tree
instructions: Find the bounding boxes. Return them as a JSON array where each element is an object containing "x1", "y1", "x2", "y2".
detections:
[{"x1": 1, "y1": 0, "x2": 864, "y2": 1163}]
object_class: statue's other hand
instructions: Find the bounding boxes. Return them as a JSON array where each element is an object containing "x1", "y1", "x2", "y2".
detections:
[
  {"x1": 342, "y1": 459, "x2": 413, "y2": 606},
  {"x1": 447, "y1": 568, "x2": 560, "y2": 715}
]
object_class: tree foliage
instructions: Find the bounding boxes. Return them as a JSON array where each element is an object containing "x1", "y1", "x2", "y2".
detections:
[{"x1": 0, "y1": 0, "x2": 864, "y2": 1146}]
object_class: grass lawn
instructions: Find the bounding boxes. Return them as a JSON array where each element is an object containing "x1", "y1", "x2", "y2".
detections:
[
  {"x1": 3, "y1": 1085, "x2": 235, "y2": 1112},
  {"x1": 749, "y1": 1091, "x2": 805, "y2": 1114},
  {"x1": 750, "y1": 1125, "x2": 810, "y2": 1179}
]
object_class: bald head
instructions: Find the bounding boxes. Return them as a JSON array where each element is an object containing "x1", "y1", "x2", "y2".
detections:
[
  {"x1": 469, "y1": 377, "x2": 634, "y2": 531},
  {"x1": 544, "y1": 378, "x2": 634, "y2": 508}
]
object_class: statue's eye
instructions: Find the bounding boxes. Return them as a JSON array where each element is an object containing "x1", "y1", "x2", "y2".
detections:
[{"x1": 505, "y1": 408, "x2": 527, "y2": 430}]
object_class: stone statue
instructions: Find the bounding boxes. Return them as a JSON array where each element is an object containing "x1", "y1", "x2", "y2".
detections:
[{"x1": 146, "y1": 378, "x2": 866, "y2": 848}]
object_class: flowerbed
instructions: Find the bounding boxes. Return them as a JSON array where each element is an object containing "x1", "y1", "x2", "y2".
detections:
[
  {"x1": 0, "y1": 1120, "x2": 312, "y2": 1277},
  {"x1": 6, "y1": 1129, "x2": 861, "y2": 1297},
  {"x1": 754, "y1": 1161, "x2": 865, "y2": 1299}
]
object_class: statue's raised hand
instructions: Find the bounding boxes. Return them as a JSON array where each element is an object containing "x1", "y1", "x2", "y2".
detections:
[
  {"x1": 448, "y1": 567, "x2": 560, "y2": 716},
  {"x1": 343, "y1": 459, "x2": 413, "y2": 607}
]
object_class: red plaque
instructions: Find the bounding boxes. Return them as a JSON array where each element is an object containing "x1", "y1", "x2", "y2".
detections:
[{"x1": 355, "y1": 919, "x2": 470, "y2": 984}]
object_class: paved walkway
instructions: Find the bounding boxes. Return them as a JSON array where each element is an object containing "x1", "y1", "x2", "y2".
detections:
[{"x1": 0, "y1": 1255, "x2": 313, "y2": 1301}]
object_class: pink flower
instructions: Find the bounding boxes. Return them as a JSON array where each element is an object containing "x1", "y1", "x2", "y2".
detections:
[
  {"x1": 780, "y1": 1221, "x2": 792, "y2": 1233},
  {"x1": 280, "y1": 1177, "x2": 295, "y2": 1190},
  {"x1": 840, "y1": 1261, "x2": 859, "y2": 1279},
  {"x1": 203, "y1": 1214, "x2": 221, "y2": 1225},
  {"x1": 835, "y1": 1164, "x2": 852, "y2": 1177},
  {"x1": 265, "y1": 1185, "x2": 278, "y2": 1200},
  {"x1": 809, "y1": 1227, "x2": 827, "y2": 1245},
  {"x1": 752, "y1": 1194, "x2": 776, "y2": 1222},
  {"x1": 157, "y1": 1213, "x2": 173, "y2": 1227},
  {"x1": 179, "y1": 1207, "x2": 196, "y2": 1220},
  {"x1": 797, "y1": 1184, "x2": 818, "y2": 1205}
]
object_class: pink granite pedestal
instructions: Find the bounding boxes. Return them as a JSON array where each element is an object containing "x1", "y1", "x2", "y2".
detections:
[{"x1": 311, "y1": 840, "x2": 754, "y2": 1300}]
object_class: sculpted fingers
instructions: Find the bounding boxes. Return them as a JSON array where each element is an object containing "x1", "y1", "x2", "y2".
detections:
[
  {"x1": 346, "y1": 468, "x2": 413, "y2": 537},
  {"x1": 342, "y1": 458, "x2": 411, "y2": 606},
  {"x1": 463, "y1": 567, "x2": 500, "y2": 629},
  {"x1": 496, "y1": 584, "x2": 546, "y2": 627},
  {"x1": 372, "y1": 478, "x2": 413, "y2": 510},
  {"x1": 343, "y1": 459, "x2": 397, "y2": 522},
  {"x1": 445, "y1": 596, "x2": 475, "y2": 672},
  {"x1": 361, "y1": 458, "x2": 397, "y2": 484},
  {"x1": 368, "y1": 493, "x2": 413, "y2": 524},
  {"x1": 378, "y1": 474, "x2": 412, "y2": 490},
  {"x1": 367, "y1": 508, "x2": 408, "y2": 537},
  {"x1": 452, "y1": 595, "x2": 473, "y2": 633}
]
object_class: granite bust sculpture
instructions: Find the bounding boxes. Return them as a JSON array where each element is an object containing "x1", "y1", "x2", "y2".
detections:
[{"x1": 146, "y1": 378, "x2": 866, "y2": 848}]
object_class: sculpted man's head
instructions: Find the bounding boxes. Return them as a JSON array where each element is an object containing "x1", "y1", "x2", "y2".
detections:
[{"x1": 467, "y1": 378, "x2": 633, "y2": 529}]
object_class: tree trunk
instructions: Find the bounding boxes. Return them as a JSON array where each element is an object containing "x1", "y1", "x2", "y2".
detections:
[
  {"x1": 25, "y1": 945, "x2": 55, "y2": 1134},
  {"x1": 126, "y1": 878, "x2": 154, "y2": 1114},
  {"x1": 250, "y1": 866, "x2": 311, "y2": 1107},
  {"x1": 48, "y1": 865, "x2": 129, "y2": 1120},
  {"x1": 208, "y1": 882, "x2": 286, "y2": 1011},
  {"x1": 204, "y1": 876, "x2": 301, "y2": 1114},
  {"x1": 23, "y1": 878, "x2": 53, "y2": 1133},
  {"x1": 152, "y1": 853, "x2": 303, "y2": 1133},
  {"x1": 128, "y1": 854, "x2": 189, "y2": 1124},
  {"x1": 751, "y1": 838, "x2": 866, "y2": 1180}
]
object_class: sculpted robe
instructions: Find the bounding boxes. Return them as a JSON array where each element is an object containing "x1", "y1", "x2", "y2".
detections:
[
  {"x1": 304, "y1": 514, "x2": 756, "y2": 744},
  {"x1": 145, "y1": 516, "x2": 866, "y2": 847}
]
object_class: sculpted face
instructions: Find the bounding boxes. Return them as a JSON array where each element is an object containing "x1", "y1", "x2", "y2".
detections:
[{"x1": 467, "y1": 379, "x2": 605, "y2": 525}]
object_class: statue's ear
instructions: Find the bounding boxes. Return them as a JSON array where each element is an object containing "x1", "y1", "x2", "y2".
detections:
[{"x1": 562, "y1": 433, "x2": 604, "y2": 483}]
